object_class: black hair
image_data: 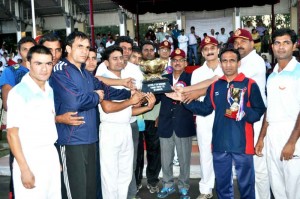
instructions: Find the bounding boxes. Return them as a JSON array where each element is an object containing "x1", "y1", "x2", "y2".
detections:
[
  {"x1": 39, "y1": 33, "x2": 62, "y2": 45},
  {"x1": 141, "y1": 40, "x2": 155, "y2": 49},
  {"x1": 65, "y1": 31, "x2": 89, "y2": 47},
  {"x1": 17, "y1": 36, "x2": 37, "y2": 51},
  {"x1": 26, "y1": 45, "x2": 52, "y2": 62},
  {"x1": 115, "y1": 36, "x2": 133, "y2": 47},
  {"x1": 102, "y1": 45, "x2": 123, "y2": 61},
  {"x1": 271, "y1": 28, "x2": 297, "y2": 44},
  {"x1": 219, "y1": 48, "x2": 241, "y2": 61},
  {"x1": 132, "y1": 46, "x2": 142, "y2": 54}
]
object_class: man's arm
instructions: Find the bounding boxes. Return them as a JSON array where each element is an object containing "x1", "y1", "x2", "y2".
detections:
[
  {"x1": 177, "y1": 76, "x2": 218, "y2": 93},
  {"x1": 100, "y1": 91, "x2": 144, "y2": 113},
  {"x1": 7, "y1": 127, "x2": 35, "y2": 189},
  {"x1": 132, "y1": 93, "x2": 156, "y2": 116},
  {"x1": 255, "y1": 112, "x2": 268, "y2": 157},
  {"x1": 280, "y1": 112, "x2": 300, "y2": 161},
  {"x1": 1, "y1": 84, "x2": 12, "y2": 111},
  {"x1": 95, "y1": 76, "x2": 136, "y2": 90},
  {"x1": 55, "y1": 112, "x2": 85, "y2": 126}
]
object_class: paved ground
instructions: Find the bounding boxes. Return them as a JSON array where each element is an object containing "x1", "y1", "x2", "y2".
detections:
[{"x1": 0, "y1": 175, "x2": 241, "y2": 199}]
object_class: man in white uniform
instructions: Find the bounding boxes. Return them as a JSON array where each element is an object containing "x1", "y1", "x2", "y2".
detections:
[
  {"x1": 96, "y1": 36, "x2": 145, "y2": 199},
  {"x1": 192, "y1": 36, "x2": 223, "y2": 199},
  {"x1": 232, "y1": 28, "x2": 270, "y2": 199},
  {"x1": 256, "y1": 28, "x2": 300, "y2": 199},
  {"x1": 98, "y1": 45, "x2": 156, "y2": 199},
  {"x1": 6, "y1": 45, "x2": 61, "y2": 199},
  {"x1": 178, "y1": 29, "x2": 189, "y2": 56}
]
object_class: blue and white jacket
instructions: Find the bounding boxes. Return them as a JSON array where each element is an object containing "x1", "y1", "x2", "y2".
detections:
[
  {"x1": 185, "y1": 73, "x2": 266, "y2": 154},
  {"x1": 50, "y1": 58, "x2": 131, "y2": 145}
]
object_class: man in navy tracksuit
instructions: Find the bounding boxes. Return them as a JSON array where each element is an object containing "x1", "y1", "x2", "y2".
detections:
[
  {"x1": 50, "y1": 31, "x2": 131, "y2": 199},
  {"x1": 167, "y1": 48, "x2": 266, "y2": 199}
]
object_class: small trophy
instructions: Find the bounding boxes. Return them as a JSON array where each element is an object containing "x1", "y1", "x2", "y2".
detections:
[
  {"x1": 225, "y1": 86, "x2": 247, "y2": 121},
  {"x1": 139, "y1": 58, "x2": 173, "y2": 94}
]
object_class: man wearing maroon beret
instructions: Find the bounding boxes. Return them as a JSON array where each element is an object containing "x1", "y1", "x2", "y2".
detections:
[{"x1": 232, "y1": 28, "x2": 270, "y2": 199}]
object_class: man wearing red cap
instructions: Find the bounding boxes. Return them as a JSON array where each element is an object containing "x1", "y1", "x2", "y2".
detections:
[
  {"x1": 172, "y1": 36, "x2": 222, "y2": 198},
  {"x1": 156, "y1": 48, "x2": 196, "y2": 199},
  {"x1": 232, "y1": 28, "x2": 270, "y2": 199},
  {"x1": 192, "y1": 36, "x2": 223, "y2": 199},
  {"x1": 158, "y1": 40, "x2": 172, "y2": 74}
]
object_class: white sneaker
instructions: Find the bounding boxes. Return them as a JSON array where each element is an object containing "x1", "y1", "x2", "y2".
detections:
[{"x1": 197, "y1": 193, "x2": 213, "y2": 199}]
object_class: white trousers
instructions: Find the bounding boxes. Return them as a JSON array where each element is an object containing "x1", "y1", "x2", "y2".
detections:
[
  {"x1": 100, "y1": 122, "x2": 134, "y2": 199},
  {"x1": 253, "y1": 116, "x2": 271, "y2": 199},
  {"x1": 266, "y1": 121, "x2": 300, "y2": 199},
  {"x1": 13, "y1": 145, "x2": 61, "y2": 199},
  {"x1": 196, "y1": 115, "x2": 215, "y2": 194}
]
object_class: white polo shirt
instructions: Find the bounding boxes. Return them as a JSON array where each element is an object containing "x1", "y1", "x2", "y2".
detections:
[
  {"x1": 266, "y1": 57, "x2": 300, "y2": 123},
  {"x1": 7, "y1": 73, "x2": 57, "y2": 153},
  {"x1": 96, "y1": 61, "x2": 144, "y2": 123},
  {"x1": 238, "y1": 50, "x2": 267, "y2": 105},
  {"x1": 97, "y1": 68, "x2": 132, "y2": 124},
  {"x1": 191, "y1": 62, "x2": 223, "y2": 124}
]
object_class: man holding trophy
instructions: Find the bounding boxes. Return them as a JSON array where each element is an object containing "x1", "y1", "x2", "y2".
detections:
[{"x1": 166, "y1": 48, "x2": 266, "y2": 198}]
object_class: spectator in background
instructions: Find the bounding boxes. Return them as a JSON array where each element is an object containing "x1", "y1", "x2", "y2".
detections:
[
  {"x1": 252, "y1": 28, "x2": 261, "y2": 54},
  {"x1": 261, "y1": 30, "x2": 271, "y2": 53},
  {"x1": 164, "y1": 33, "x2": 174, "y2": 53},
  {"x1": 105, "y1": 35, "x2": 115, "y2": 48},
  {"x1": 145, "y1": 28, "x2": 157, "y2": 43},
  {"x1": 244, "y1": 20, "x2": 255, "y2": 33},
  {"x1": 178, "y1": 29, "x2": 189, "y2": 56},
  {"x1": 209, "y1": 29, "x2": 216, "y2": 38},
  {"x1": 256, "y1": 20, "x2": 267, "y2": 39},
  {"x1": 95, "y1": 33, "x2": 102, "y2": 48},
  {"x1": 0, "y1": 43, "x2": 8, "y2": 56},
  {"x1": 172, "y1": 24, "x2": 181, "y2": 49},
  {"x1": 188, "y1": 26, "x2": 200, "y2": 65},
  {"x1": 217, "y1": 27, "x2": 229, "y2": 50}
]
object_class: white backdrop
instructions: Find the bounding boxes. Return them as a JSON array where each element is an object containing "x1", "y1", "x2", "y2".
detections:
[{"x1": 186, "y1": 17, "x2": 233, "y2": 39}]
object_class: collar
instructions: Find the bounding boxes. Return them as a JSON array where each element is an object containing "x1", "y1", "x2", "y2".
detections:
[
  {"x1": 63, "y1": 58, "x2": 86, "y2": 71},
  {"x1": 23, "y1": 73, "x2": 51, "y2": 94},
  {"x1": 219, "y1": 73, "x2": 246, "y2": 82},
  {"x1": 273, "y1": 57, "x2": 298, "y2": 73}
]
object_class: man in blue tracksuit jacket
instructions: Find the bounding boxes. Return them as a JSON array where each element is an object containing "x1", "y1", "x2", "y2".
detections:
[
  {"x1": 167, "y1": 48, "x2": 266, "y2": 199},
  {"x1": 49, "y1": 31, "x2": 131, "y2": 199}
]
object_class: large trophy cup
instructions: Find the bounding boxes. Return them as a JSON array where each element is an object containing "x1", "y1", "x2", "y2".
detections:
[{"x1": 139, "y1": 58, "x2": 173, "y2": 94}]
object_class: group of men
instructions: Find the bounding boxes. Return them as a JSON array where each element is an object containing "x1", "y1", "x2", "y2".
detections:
[{"x1": 1, "y1": 26, "x2": 300, "y2": 199}]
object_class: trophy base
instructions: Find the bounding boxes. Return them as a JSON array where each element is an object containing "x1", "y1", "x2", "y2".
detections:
[
  {"x1": 225, "y1": 109, "x2": 238, "y2": 119},
  {"x1": 141, "y1": 78, "x2": 173, "y2": 94}
]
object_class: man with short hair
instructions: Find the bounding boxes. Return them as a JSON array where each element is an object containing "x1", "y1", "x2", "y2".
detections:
[
  {"x1": 256, "y1": 28, "x2": 300, "y2": 199},
  {"x1": 140, "y1": 41, "x2": 162, "y2": 194},
  {"x1": 95, "y1": 36, "x2": 145, "y2": 199},
  {"x1": 39, "y1": 33, "x2": 63, "y2": 66},
  {"x1": 156, "y1": 48, "x2": 196, "y2": 199},
  {"x1": 0, "y1": 36, "x2": 37, "y2": 199},
  {"x1": 188, "y1": 26, "x2": 200, "y2": 65},
  {"x1": 167, "y1": 48, "x2": 266, "y2": 199},
  {"x1": 50, "y1": 31, "x2": 131, "y2": 199},
  {"x1": 99, "y1": 45, "x2": 155, "y2": 199},
  {"x1": 232, "y1": 28, "x2": 270, "y2": 199},
  {"x1": 186, "y1": 36, "x2": 223, "y2": 199},
  {"x1": 7, "y1": 45, "x2": 61, "y2": 198}
]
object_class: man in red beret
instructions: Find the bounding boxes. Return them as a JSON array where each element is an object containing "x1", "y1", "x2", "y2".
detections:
[
  {"x1": 232, "y1": 28, "x2": 270, "y2": 199},
  {"x1": 156, "y1": 48, "x2": 196, "y2": 199}
]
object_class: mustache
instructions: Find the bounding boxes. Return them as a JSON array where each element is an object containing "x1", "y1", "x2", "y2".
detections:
[
  {"x1": 237, "y1": 47, "x2": 244, "y2": 51},
  {"x1": 206, "y1": 53, "x2": 214, "y2": 56}
]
